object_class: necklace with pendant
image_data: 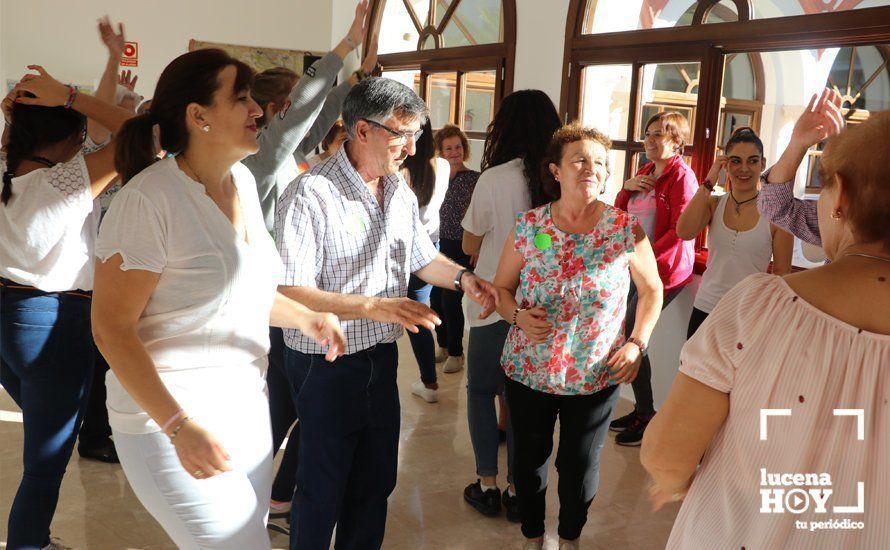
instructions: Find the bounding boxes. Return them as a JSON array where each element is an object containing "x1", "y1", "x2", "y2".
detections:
[{"x1": 730, "y1": 190, "x2": 759, "y2": 214}]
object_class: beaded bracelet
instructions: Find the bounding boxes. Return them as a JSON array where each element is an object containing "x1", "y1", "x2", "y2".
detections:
[
  {"x1": 511, "y1": 307, "x2": 525, "y2": 326},
  {"x1": 64, "y1": 85, "x2": 77, "y2": 109},
  {"x1": 169, "y1": 416, "x2": 192, "y2": 441}
]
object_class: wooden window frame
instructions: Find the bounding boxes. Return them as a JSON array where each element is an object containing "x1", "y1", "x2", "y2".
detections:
[{"x1": 366, "y1": 0, "x2": 516, "y2": 130}]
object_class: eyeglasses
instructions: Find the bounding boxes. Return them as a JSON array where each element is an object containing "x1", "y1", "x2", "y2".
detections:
[{"x1": 362, "y1": 118, "x2": 423, "y2": 145}]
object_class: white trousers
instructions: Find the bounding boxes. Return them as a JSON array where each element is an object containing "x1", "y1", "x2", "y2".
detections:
[{"x1": 113, "y1": 393, "x2": 273, "y2": 549}]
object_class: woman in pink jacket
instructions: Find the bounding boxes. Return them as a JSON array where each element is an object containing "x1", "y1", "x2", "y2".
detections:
[{"x1": 610, "y1": 111, "x2": 697, "y2": 446}]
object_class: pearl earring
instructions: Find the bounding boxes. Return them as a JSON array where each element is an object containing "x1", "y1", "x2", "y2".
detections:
[{"x1": 201, "y1": 125, "x2": 211, "y2": 133}]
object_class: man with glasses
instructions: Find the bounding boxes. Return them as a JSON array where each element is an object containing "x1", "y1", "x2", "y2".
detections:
[{"x1": 275, "y1": 77, "x2": 499, "y2": 550}]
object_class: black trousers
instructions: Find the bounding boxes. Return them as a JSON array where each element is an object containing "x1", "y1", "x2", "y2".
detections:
[
  {"x1": 687, "y1": 307, "x2": 710, "y2": 339},
  {"x1": 505, "y1": 379, "x2": 619, "y2": 540},
  {"x1": 625, "y1": 281, "x2": 682, "y2": 416},
  {"x1": 435, "y1": 238, "x2": 470, "y2": 356},
  {"x1": 78, "y1": 344, "x2": 111, "y2": 448}
]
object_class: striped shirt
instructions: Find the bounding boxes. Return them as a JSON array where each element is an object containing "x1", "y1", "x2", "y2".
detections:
[
  {"x1": 757, "y1": 168, "x2": 821, "y2": 246},
  {"x1": 668, "y1": 273, "x2": 888, "y2": 549},
  {"x1": 275, "y1": 145, "x2": 439, "y2": 355}
]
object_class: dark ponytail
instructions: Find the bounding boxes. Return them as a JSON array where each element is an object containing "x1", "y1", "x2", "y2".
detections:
[
  {"x1": 115, "y1": 48, "x2": 255, "y2": 184},
  {"x1": 402, "y1": 118, "x2": 435, "y2": 207},
  {"x1": 481, "y1": 90, "x2": 561, "y2": 208},
  {"x1": 2, "y1": 98, "x2": 85, "y2": 205}
]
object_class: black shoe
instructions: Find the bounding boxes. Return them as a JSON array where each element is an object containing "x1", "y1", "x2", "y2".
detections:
[
  {"x1": 502, "y1": 490, "x2": 520, "y2": 523},
  {"x1": 464, "y1": 480, "x2": 501, "y2": 516},
  {"x1": 614, "y1": 414, "x2": 653, "y2": 447},
  {"x1": 609, "y1": 411, "x2": 639, "y2": 432},
  {"x1": 78, "y1": 439, "x2": 119, "y2": 463}
]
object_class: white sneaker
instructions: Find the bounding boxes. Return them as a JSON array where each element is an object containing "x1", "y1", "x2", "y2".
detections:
[
  {"x1": 435, "y1": 348, "x2": 448, "y2": 363},
  {"x1": 522, "y1": 541, "x2": 543, "y2": 550},
  {"x1": 442, "y1": 355, "x2": 464, "y2": 373},
  {"x1": 411, "y1": 380, "x2": 438, "y2": 403},
  {"x1": 43, "y1": 538, "x2": 73, "y2": 550}
]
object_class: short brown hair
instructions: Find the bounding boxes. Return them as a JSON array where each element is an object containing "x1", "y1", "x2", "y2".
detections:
[
  {"x1": 819, "y1": 109, "x2": 890, "y2": 251},
  {"x1": 645, "y1": 111, "x2": 690, "y2": 153},
  {"x1": 252, "y1": 67, "x2": 299, "y2": 127},
  {"x1": 434, "y1": 124, "x2": 470, "y2": 162},
  {"x1": 541, "y1": 122, "x2": 612, "y2": 199}
]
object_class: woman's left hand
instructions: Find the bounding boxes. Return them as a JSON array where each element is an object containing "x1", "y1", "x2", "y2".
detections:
[
  {"x1": 344, "y1": 0, "x2": 369, "y2": 50},
  {"x1": 649, "y1": 482, "x2": 686, "y2": 511},
  {"x1": 462, "y1": 273, "x2": 500, "y2": 319},
  {"x1": 14, "y1": 66, "x2": 70, "y2": 108},
  {"x1": 606, "y1": 342, "x2": 642, "y2": 384},
  {"x1": 298, "y1": 312, "x2": 346, "y2": 362}
]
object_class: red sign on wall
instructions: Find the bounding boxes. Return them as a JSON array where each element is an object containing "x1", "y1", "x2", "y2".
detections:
[{"x1": 122, "y1": 42, "x2": 138, "y2": 67}]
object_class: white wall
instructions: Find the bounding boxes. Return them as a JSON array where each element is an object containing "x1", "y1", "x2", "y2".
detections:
[{"x1": 0, "y1": 0, "x2": 333, "y2": 99}]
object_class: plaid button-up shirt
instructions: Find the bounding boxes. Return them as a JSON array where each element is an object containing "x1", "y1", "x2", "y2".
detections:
[
  {"x1": 757, "y1": 168, "x2": 821, "y2": 246},
  {"x1": 275, "y1": 146, "x2": 439, "y2": 355}
]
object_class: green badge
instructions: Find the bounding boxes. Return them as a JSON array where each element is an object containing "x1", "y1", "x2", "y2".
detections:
[
  {"x1": 350, "y1": 214, "x2": 367, "y2": 235},
  {"x1": 534, "y1": 232, "x2": 552, "y2": 251}
]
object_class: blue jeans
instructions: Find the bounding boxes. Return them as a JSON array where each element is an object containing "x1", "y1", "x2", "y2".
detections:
[
  {"x1": 288, "y1": 343, "x2": 400, "y2": 550},
  {"x1": 406, "y1": 274, "x2": 436, "y2": 384},
  {"x1": 0, "y1": 283, "x2": 94, "y2": 549},
  {"x1": 466, "y1": 321, "x2": 514, "y2": 483}
]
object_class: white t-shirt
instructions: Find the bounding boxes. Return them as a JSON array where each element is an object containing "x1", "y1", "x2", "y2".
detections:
[
  {"x1": 461, "y1": 158, "x2": 530, "y2": 327},
  {"x1": 0, "y1": 153, "x2": 101, "y2": 291},
  {"x1": 95, "y1": 158, "x2": 283, "y2": 434},
  {"x1": 417, "y1": 157, "x2": 450, "y2": 242}
]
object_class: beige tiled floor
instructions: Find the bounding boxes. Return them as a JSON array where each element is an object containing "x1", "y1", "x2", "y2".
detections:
[{"x1": 0, "y1": 336, "x2": 679, "y2": 549}]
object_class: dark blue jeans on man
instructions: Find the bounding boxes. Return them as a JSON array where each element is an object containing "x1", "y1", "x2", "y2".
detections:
[
  {"x1": 287, "y1": 342, "x2": 400, "y2": 550},
  {"x1": 0, "y1": 281, "x2": 94, "y2": 549}
]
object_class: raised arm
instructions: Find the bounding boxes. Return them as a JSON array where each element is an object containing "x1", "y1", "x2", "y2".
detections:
[
  {"x1": 15, "y1": 65, "x2": 134, "y2": 197},
  {"x1": 758, "y1": 89, "x2": 844, "y2": 246},
  {"x1": 676, "y1": 159, "x2": 722, "y2": 240},
  {"x1": 88, "y1": 16, "x2": 125, "y2": 144}
]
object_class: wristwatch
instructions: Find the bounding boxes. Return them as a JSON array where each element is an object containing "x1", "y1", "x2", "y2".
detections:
[
  {"x1": 700, "y1": 179, "x2": 715, "y2": 192},
  {"x1": 627, "y1": 336, "x2": 647, "y2": 354},
  {"x1": 454, "y1": 268, "x2": 471, "y2": 291}
]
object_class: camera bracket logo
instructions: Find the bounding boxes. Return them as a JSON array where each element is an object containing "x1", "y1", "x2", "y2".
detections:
[{"x1": 757, "y1": 409, "x2": 866, "y2": 531}]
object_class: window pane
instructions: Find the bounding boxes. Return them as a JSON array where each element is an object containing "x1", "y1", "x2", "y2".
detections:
[
  {"x1": 580, "y1": 64, "x2": 633, "y2": 141},
  {"x1": 379, "y1": 0, "x2": 422, "y2": 54},
  {"x1": 463, "y1": 70, "x2": 496, "y2": 133},
  {"x1": 601, "y1": 149, "x2": 627, "y2": 206},
  {"x1": 382, "y1": 70, "x2": 421, "y2": 97},
  {"x1": 582, "y1": 0, "x2": 879, "y2": 34},
  {"x1": 467, "y1": 138, "x2": 485, "y2": 171},
  {"x1": 723, "y1": 54, "x2": 756, "y2": 101},
  {"x1": 440, "y1": 0, "x2": 503, "y2": 47},
  {"x1": 428, "y1": 72, "x2": 457, "y2": 128},
  {"x1": 409, "y1": 0, "x2": 431, "y2": 27},
  {"x1": 583, "y1": 0, "x2": 695, "y2": 34},
  {"x1": 703, "y1": 0, "x2": 739, "y2": 23},
  {"x1": 421, "y1": 34, "x2": 437, "y2": 49},
  {"x1": 717, "y1": 45, "x2": 889, "y2": 199},
  {"x1": 639, "y1": 62, "x2": 699, "y2": 141}
]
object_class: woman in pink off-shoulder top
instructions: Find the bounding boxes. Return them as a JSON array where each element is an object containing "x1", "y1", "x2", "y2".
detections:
[{"x1": 641, "y1": 108, "x2": 890, "y2": 550}]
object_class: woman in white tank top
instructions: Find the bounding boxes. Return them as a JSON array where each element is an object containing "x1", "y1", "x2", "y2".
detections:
[{"x1": 676, "y1": 128, "x2": 793, "y2": 337}]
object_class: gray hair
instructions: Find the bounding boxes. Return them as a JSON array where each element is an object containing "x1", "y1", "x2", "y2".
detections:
[{"x1": 342, "y1": 77, "x2": 429, "y2": 138}]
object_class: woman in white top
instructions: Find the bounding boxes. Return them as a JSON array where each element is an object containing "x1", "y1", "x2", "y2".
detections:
[
  {"x1": 400, "y1": 118, "x2": 449, "y2": 403},
  {"x1": 460, "y1": 90, "x2": 562, "y2": 522},
  {"x1": 0, "y1": 62, "x2": 132, "y2": 547},
  {"x1": 676, "y1": 127, "x2": 793, "y2": 337},
  {"x1": 90, "y1": 48, "x2": 345, "y2": 548}
]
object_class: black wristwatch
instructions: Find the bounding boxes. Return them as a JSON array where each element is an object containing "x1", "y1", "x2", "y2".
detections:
[{"x1": 454, "y1": 268, "x2": 471, "y2": 291}]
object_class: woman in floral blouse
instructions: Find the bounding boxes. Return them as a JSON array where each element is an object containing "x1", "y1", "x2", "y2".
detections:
[{"x1": 492, "y1": 124, "x2": 663, "y2": 550}]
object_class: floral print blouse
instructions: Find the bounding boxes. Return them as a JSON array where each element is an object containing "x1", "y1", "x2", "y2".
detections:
[
  {"x1": 438, "y1": 169, "x2": 480, "y2": 241},
  {"x1": 501, "y1": 203, "x2": 637, "y2": 395}
]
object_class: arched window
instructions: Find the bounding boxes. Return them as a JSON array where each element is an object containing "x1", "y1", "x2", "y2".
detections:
[
  {"x1": 368, "y1": 0, "x2": 516, "y2": 168},
  {"x1": 563, "y1": 0, "x2": 890, "y2": 202}
]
